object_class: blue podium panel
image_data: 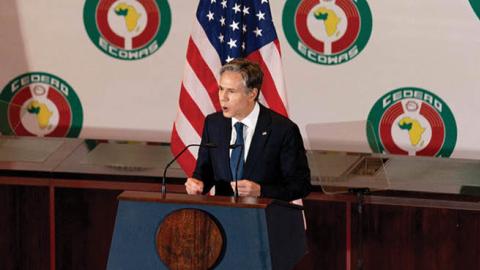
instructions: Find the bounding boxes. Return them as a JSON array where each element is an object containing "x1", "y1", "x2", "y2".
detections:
[{"x1": 107, "y1": 200, "x2": 272, "y2": 270}]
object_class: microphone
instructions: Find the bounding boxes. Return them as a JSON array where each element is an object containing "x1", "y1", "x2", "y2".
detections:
[
  {"x1": 229, "y1": 143, "x2": 244, "y2": 198},
  {"x1": 162, "y1": 143, "x2": 217, "y2": 196}
]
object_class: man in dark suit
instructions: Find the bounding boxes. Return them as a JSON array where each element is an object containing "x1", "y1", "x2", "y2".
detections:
[{"x1": 185, "y1": 58, "x2": 311, "y2": 201}]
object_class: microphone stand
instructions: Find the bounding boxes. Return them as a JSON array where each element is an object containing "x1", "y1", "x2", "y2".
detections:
[
  {"x1": 230, "y1": 144, "x2": 244, "y2": 199},
  {"x1": 162, "y1": 143, "x2": 216, "y2": 197}
]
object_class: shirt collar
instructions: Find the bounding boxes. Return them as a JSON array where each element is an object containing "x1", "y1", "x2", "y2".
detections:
[{"x1": 232, "y1": 102, "x2": 260, "y2": 129}]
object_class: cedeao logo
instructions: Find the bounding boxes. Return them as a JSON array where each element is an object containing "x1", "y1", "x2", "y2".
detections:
[
  {"x1": 283, "y1": 0, "x2": 372, "y2": 65},
  {"x1": 366, "y1": 87, "x2": 457, "y2": 157},
  {"x1": 83, "y1": 0, "x2": 171, "y2": 60},
  {"x1": 0, "y1": 72, "x2": 83, "y2": 137},
  {"x1": 469, "y1": 0, "x2": 480, "y2": 20}
]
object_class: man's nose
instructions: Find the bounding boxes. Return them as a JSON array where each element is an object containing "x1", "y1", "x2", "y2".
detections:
[{"x1": 219, "y1": 91, "x2": 228, "y2": 101}]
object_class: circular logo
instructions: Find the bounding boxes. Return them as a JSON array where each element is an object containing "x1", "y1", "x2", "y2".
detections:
[
  {"x1": 83, "y1": 0, "x2": 171, "y2": 60},
  {"x1": 283, "y1": 0, "x2": 372, "y2": 65},
  {"x1": 366, "y1": 87, "x2": 457, "y2": 157},
  {"x1": 0, "y1": 72, "x2": 83, "y2": 137},
  {"x1": 156, "y1": 209, "x2": 224, "y2": 269},
  {"x1": 470, "y1": 0, "x2": 480, "y2": 20}
]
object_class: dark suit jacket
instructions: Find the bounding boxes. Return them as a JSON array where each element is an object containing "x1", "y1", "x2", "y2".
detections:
[{"x1": 193, "y1": 104, "x2": 311, "y2": 201}]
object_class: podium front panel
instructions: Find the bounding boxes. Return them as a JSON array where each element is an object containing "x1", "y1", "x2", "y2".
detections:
[{"x1": 107, "y1": 200, "x2": 273, "y2": 270}]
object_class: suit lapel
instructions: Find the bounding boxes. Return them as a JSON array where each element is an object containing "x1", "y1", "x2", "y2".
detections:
[{"x1": 244, "y1": 105, "x2": 271, "y2": 178}]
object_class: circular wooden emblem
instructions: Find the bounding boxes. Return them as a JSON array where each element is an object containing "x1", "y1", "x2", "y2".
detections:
[{"x1": 156, "y1": 208, "x2": 225, "y2": 270}]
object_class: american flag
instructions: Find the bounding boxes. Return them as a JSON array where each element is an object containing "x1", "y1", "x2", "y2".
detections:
[{"x1": 171, "y1": 0, "x2": 288, "y2": 176}]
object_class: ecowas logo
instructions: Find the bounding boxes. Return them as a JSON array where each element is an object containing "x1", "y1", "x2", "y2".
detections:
[
  {"x1": 283, "y1": 0, "x2": 372, "y2": 65},
  {"x1": 366, "y1": 87, "x2": 457, "y2": 157},
  {"x1": 84, "y1": 0, "x2": 171, "y2": 60},
  {"x1": 0, "y1": 73, "x2": 83, "y2": 137},
  {"x1": 469, "y1": 0, "x2": 480, "y2": 20}
]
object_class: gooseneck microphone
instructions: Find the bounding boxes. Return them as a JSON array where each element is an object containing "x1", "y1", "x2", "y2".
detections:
[
  {"x1": 162, "y1": 143, "x2": 217, "y2": 197},
  {"x1": 229, "y1": 143, "x2": 244, "y2": 198}
]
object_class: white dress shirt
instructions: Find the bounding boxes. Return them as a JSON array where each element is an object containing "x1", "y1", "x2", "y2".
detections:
[{"x1": 230, "y1": 102, "x2": 260, "y2": 161}]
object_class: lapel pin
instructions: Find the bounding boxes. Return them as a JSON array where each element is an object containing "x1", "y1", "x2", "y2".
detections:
[{"x1": 262, "y1": 131, "x2": 267, "y2": 136}]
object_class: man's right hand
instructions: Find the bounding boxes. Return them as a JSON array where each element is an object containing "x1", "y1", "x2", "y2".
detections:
[{"x1": 185, "y1": 178, "x2": 204, "y2": 195}]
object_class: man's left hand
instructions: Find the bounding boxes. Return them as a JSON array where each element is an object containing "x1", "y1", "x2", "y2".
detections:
[{"x1": 231, "y1": 180, "x2": 261, "y2": 197}]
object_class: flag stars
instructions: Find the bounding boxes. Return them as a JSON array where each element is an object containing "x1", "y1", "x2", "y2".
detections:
[
  {"x1": 256, "y1": 11, "x2": 266, "y2": 21},
  {"x1": 261, "y1": 0, "x2": 268, "y2": 4},
  {"x1": 227, "y1": 38, "x2": 237, "y2": 48},
  {"x1": 226, "y1": 55, "x2": 234, "y2": 62},
  {"x1": 219, "y1": 16, "x2": 226, "y2": 26},
  {"x1": 229, "y1": 20, "x2": 240, "y2": 31},
  {"x1": 218, "y1": 33, "x2": 224, "y2": 43},
  {"x1": 253, "y1": 27, "x2": 263, "y2": 37},
  {"x1": 232, "y1": 3, "x2": 241, "y2": 13},
  {"x1": 242, "y1": 24, "x2": 247, "y2": 33},
  {"x1": 210, "y1": 0, "x2": 216, "y2": 3},
  {"x1": 243, "y1": 6, "x2": 250, "y2": 15},
  {"x1": 206, "y1": 11, "x2": 214, "y2": 21},
  {"x1": 242, "y1": 42, "x2": 246, "y2": 51},
  {"x1": 221, "y1": 0, "x2": 227, "y2": 8}
]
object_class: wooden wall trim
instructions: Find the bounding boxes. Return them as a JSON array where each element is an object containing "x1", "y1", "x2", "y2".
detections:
[
  {"x1": 307, "y1": 192, "x2": 480, "y2": 211},
  {"x1": 0, "y1": 176, "x2": 187, "y2": 193}
]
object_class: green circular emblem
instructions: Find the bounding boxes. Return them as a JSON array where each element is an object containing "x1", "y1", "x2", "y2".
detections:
[
  {"x1": 282, "y1": 0, "x2": 372, "y2": 65},
  {"x1": 0, "y1": 72, "x2": 83, "y2": 137},
  {"x1": 470, "y1": 0, "x2": 480, "y2": 20},
  {"x1": 83, "y1": 0, "x2": 171, "y2": 60},
  {"x1": 366, "y1": 87, "x2": 457, "y2": 157}
]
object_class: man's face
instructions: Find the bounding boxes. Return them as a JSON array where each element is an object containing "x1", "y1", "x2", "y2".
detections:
[{"x1": 218, "y1": 71, "x2": 257, "y2": 120}]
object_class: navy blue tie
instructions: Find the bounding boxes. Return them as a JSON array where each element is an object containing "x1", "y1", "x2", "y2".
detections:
[{"x1": 230, "y1": 122, "x2": 244, "y2": 180}]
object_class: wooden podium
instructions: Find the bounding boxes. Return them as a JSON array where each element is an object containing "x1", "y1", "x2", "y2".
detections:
[{"x1": 107, "y1": 191, "x2": 306, "y2": 270}]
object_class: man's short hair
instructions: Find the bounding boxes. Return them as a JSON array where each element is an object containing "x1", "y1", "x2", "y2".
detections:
[{"x1": 220, "y1": 58, "x2": 263, "y2": 100}]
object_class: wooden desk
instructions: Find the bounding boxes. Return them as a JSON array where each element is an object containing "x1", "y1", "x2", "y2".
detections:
[
  {"x1": 0, "y1": 137, "x2": 186, "y2": 270},
  {"x1": 3, "y1": 138, "x2": 480, "y2": 270},
  {"x1": 295, "y1": 190, "x2": 480, "y2": 270}
]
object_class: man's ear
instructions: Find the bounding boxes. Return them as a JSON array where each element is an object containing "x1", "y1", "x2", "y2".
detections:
[{"x1": 250, "y1": 88, "x2": 259, "y2": 100}]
